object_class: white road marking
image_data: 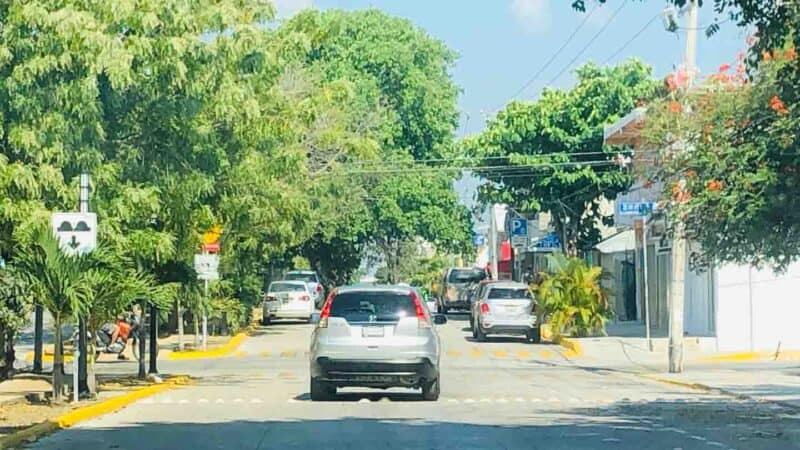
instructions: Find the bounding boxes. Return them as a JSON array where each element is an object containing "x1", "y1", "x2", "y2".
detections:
[
  {"x1": 496, "y1": 398, "x2": 508, "y2": 403},
  {"x1": 479, "y1": 398, "x2": 491, "y2": 403},
  {"x1": 179, "y1": 399, "x2": 189, "y2": 404},
  {"x1": 464, "y1": 398, "x2": 476, "y2": 403},
  {"x1": 690, "y1": 435, "x2": 707, "y2": 441},
  {"x1": 706, "y1": 442, "x2": 725, "y2": 448},
  {"x1": 514, "y1": 397, "x2": 526, "y2": 403},
  {"x1": 602, "y1": 438, "x2": 621, "y2": 443},
  {"x1": 140, "y1": 398, "x2": 154, "y2": 404},
  {"x1": 160, "y1": 398, "x2": 173, "y2": 404},
  {"x1": 234, "y1": 398, "x2": 244, "y2": 403},
  {"x1": 215, "y1": 399, "x2": 225, "y2": 404},
  {"x1": 287, "y1": 398, "x2": 299, "y2": 403},
  {"x1": 447, "y1": 398, "x2": 459, "y2": 403},
  {"x1": 530, "y1": 398, "x2": 542, "y2": 403},
  {"x1": 198, "y1": 399, "x2": 209, "y2": 404}
]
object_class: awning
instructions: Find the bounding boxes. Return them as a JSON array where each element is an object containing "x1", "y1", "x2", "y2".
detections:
[{"x1": 595, "y1": 230, "x2": 635, "y2": 254}]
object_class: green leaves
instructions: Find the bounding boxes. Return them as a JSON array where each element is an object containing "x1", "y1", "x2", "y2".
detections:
[{"x1": 470, "y1": 60, "x2": 661, "y2": 253}]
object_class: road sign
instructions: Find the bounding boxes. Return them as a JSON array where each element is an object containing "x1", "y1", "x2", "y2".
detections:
[
  {"x1": 51, "y1": 212, "x2": 97, "y2": 255},
  {"x1": 194, "y1": 254, "x2": 220, "y2": 280},
  {"x1": 472, "y1": 234, "x2": 486, "y2": 247},
  {"x1": 618, "y1": 201, "x2": 656, "y2": 216},
  {"x1": 202, "y1": 225, "x2": 222, "y2": 245},
  {"x1": 529, "y1": 233, "x2": 561, "y2": 253},
  {"x1": 510, "y1": 218, "x2": 528, "y2": 248},
  {"x1": 202, "y1": 242, "x2": 220, "y2": 253}
]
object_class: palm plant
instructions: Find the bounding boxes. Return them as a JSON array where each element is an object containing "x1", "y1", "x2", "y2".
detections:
[
  {"x1": 15, "y1": 227, "x2": 91, "y2": 402},
  {"x1": 531, "y1": 254, "x2": 611, "y2": 338}
]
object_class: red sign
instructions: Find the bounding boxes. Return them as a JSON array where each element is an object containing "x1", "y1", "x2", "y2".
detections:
[{"x1": 202, "y1": 243, "x2": 220, "y2": 253}]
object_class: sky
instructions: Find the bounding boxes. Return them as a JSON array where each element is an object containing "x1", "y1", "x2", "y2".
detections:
[{"x1": 271, "y1": 0, "x2": 748, "y2": 137}]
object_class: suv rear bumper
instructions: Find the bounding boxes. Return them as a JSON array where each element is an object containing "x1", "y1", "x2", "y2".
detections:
[{"x1": 311, "y1": 357, "x2": 438, "y2": 387}]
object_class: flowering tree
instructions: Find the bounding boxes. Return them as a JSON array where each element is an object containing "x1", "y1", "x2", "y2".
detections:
[{"x1": 643, "y1": 45, "x2": 799, "y2": 270}]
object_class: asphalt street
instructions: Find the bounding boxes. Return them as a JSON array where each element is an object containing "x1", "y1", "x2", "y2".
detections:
[{"x1": 29, "y1": 314, "x2": 800, "y2": 450}]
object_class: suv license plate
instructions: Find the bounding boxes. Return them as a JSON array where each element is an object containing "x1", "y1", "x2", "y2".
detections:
[{"x1": 362, "y1": 326, "x2": 384, "y2": 337}]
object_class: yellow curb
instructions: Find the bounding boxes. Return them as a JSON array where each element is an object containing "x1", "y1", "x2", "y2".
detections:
[
  {"x1": 696, "y1": 350, "x2": 800, "y2": 363},
  {"x1": 554, "y1": 336, "x2": 583, "y2": 358},
  {"x1": 24, "y1": 353, "x2": 73, "y2": 364},
  {"x1": 0, "y1": 376, "x2": 191, "y2": 449},
  {"x1": 166, "y1": 333, "x2": 247, "y2": 360},
  {"x1": 639, "y1": 374, "x2": 714, "y2": 392}
]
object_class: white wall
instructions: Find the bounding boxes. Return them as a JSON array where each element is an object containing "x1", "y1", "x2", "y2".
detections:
[{"x1": 715, "y1": 262, "x2": 800, "y2": 352}]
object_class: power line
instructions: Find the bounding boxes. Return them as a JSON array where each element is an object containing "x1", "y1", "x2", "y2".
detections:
[
  {"x1": 602, "y1": 12, "x2": 660, "y2": 65},
  {"x1": 546, "y1": 0, "x2": 629, "y2": 86},
  {"x1": 501, "y1": 2, "x2": 601, "y2": 107},
  {"x1": 336, "y1": 160, "x2": 619, "y2": 175}
]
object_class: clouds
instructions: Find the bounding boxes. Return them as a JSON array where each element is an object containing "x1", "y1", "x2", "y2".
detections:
[
  {"x1": 510, "y1": 0, "x2": 551, "y2": 34},
  {"x1": 271, "y1": 0, "x2": 313, "y2": 18}
]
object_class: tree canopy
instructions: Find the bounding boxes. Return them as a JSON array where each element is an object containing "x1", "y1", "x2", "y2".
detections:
[{"x1": 467, "y1": 60, "x2": 661, "y2": 253}]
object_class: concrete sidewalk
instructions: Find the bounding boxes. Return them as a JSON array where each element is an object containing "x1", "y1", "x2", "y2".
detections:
[{"x1": 566, "y1": 334, "x2": 800, "y2": 409}]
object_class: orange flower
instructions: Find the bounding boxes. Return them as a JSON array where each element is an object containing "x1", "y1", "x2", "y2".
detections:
[
  {"x1": 686, "y1": 169, "x2": 697, "y2": 178},
  {"x1": 785, "y1": 47, "x2": 797, "y2": 61},
  {"x1": 718, "y1": 63, "x2": 731, "y2": 73},
  {"x1": 706, "y1": 180, "x2": 723, "y2": 192},
  {"x1": 668, "y1": 101, "x2": 682, "y2": 113},
  {"x1": 770, "y1": 95, "x2": 788, "y2": 115},
  {"x1": 763, "y1": 50, "x2": 772, "y2": 62}
]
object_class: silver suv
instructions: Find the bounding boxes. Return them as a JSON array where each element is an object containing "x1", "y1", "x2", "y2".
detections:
[
  {"x1": 309, "y1": 284, "x2": 447, "y2": 401},
  {"x1": 471, "y1": 281, "x2": 540, "y2": 343}
]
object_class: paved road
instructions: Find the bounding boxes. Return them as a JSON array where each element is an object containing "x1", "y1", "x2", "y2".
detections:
[{"x1": 31, "y1": 314, "x2": 800, "y2": 449}]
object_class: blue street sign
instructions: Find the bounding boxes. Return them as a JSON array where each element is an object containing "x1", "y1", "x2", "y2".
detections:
[
  {"x1": 530, "y1": 233, "x2": 561, "y2": 252},
  {"x1": 472, "y1": 234, "x2": 486, "y2": 246},
  {"x1": 510, "y1": 218, "x2": 527, "y2": 237},
  {"x1": 618, "y1": 201, "x2": 656, "y2": 216}
]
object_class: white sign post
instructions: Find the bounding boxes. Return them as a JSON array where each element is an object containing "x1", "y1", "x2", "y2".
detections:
[
  {"x1": 194, "y1": 254, "x2": 219, "y2": 351},
  {"x1": 51, "y1": 212, "x2": 97, "y2": 256},
  {"x1": 52, "y1": 210, "x2": 97, "y2": 402}
]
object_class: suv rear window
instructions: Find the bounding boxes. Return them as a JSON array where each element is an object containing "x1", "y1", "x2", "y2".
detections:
[
  {"x1": 270, "y1": 282, "x2": 306, "y2": 293},
  {"x1": 448, "y1": 269, "x2": 486, "y2": 283},
  {"x1": 285, "y1": 273, "x2": 317, "y2": 283},
  {"x1": 488, "y1": 288, "x2": 531, "y2": 299},
  {"x1": 330, "y1": 291, "x2": 415, "y2": 323}
]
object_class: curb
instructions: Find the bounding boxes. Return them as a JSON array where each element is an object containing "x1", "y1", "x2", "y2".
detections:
[
  {"x1": 166, "y1": 333, "x2": 247, "y2": 360},
  {"x1": 639, "y1": 373, "x2": 800, "y2": 411},
  {"x1": 554, "y1": 336, "x2": 583, "y2": 358},
  {"x1": 0, "y1": 376, "x2": 191, "y2": 449},
  {"x1": 696, "y1": 350, "x2": 800, "y2": 363}
]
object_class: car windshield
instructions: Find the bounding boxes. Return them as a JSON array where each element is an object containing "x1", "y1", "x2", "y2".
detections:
[
  {"x1": 269, "y1": 282, "x2": 306, "y2": 293},
  {"x1": 330, "y1": 291, "x2": 416, "y2": 322},
  {"x1": 488, "y1": 288, "x2": 531, "y2": 299},
  {"x1": 284, "y1": 273, "x2": 317, "y2": 283},
  {"x1": 448, "y1": 269, "x2": 486, "y2": 283}
]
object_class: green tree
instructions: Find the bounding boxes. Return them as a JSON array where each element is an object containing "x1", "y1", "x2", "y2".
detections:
[
  {"x1": 15, "y1": 227, "x2": 91, "y2": 402},
  {"x1": 642, "y1": 44, "x2": 800, "y2": 270},
  {"x1": 467, "y1": 61, "x2": 661, "y2": 254},
  {"x1": 0, "y1": 268, "x2": 32, "y2": 379}
]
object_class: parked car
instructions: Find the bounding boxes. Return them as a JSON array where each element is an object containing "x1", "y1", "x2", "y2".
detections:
[
  {"x1": 468, "y1": 279, "x2": 503, "y2": 330},
  {"x1": 309, "y1": 284, "x2": 447, "y2": 401},
  {"x1": 262, "y1": 281, "x2": 315, "y2": 324},
  {"x1": 284, "y1": 270, "x2": 324, "y2": 308},
  {"x1": 471, "y1": 281, "x2": 540, "y2": 343},
  {"x1": 438, "y1": 267, "x2": 489, "y2": 313}
]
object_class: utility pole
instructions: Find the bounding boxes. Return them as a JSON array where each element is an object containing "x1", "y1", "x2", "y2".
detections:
[
  {"x1": 489, "y1": 204, "x2": 499, "y2": 280},
  {"x1": 77, "y1": 173, "x2": 89, "y2": 396},
  {"x1": 148, "y1": 303, "x2": 159, "y2": 375},
  {"x1": 668, "y1": 0, "x2": 698, "y2": 374}
]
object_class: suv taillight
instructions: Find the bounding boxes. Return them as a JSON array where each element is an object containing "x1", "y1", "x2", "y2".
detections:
[
  {"x1": 480, "y1": 303, "x2": 490, "y2": 314},
  {"x1": 316, "y1": 284, "x2": 322, "y2": 292},
  {"x1": 411, "y1": 291, "x2": 431, "y2": 328},
  {"x1": 318, "y1": 292, "x2": 335, "y2": 328}
]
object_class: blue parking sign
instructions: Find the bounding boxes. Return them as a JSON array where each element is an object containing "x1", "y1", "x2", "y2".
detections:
[{"x1": 511, "y1": 219, "x2": 527, "y2": 237}]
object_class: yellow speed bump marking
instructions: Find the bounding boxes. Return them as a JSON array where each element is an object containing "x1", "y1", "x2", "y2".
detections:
[
  {"x1": 259, "y1": 351, "x2": 271, "y2": 357},
  {"x1": 491, "y1": 350, "x2": 509, "y2": 358},
  {"x1": 470, "y1": 348, "x2": 484, "y2": 358},
  {"x1": 539, "y1": 349, "x2": 554, "y2": 358},
  {"x1": 516, "y1": 349, "x2": 532, "y2": 359},
  {"x1": 280, "y1": 350, "x2": 297, "y2": 358},
  {"x1": 446, "y1": 350, "x2": 463, "y2": 357}
]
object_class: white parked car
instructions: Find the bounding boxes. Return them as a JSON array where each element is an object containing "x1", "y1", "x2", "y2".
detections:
[
  {"x1": 262, "y1": 281, "x2": 315, "y2": 324},
  {"x1": 284, "y1": 270, "x2": 324, "y2": 308}
]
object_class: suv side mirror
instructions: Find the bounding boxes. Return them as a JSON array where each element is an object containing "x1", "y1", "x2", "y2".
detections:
[
  {"x1": 433, "y1": 314, "x2": 447, "y2": 325},
  {"x1": 310, "y1": 312, "x2": 321, "y2": 324}
]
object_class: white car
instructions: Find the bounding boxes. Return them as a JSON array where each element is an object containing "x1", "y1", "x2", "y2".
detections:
[
  {"x1": 262, "y1": 281, "x2": 315, "y2": 324},
  {"x1": 284, "y1": 270, "x2": 324, "y2": 308}
]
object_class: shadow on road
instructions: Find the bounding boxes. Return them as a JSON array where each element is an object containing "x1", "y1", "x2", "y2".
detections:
[
  {"x1": 292, "y1": 390, "x2": 424, "y2": 402},
  {"x1": 31, "y1": 397, "x2": 800, "y2": 450}
]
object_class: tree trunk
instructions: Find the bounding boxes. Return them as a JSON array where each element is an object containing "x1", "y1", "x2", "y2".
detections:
[
  {"x1": 52, "y1": 320, "x2": 64, "y2": 403},
  {"x1": 137, "y1": 300, "x2": 147, "y2": 380},
  {"x1": 33, "y1": 305, "x2": 43, "y2": 373},
  {"x1": 87, "y1": 327, "x2": 97, "y2": 395},
  {"x1": 0, "y1": 327, "x2": 6, "y2": 380}
]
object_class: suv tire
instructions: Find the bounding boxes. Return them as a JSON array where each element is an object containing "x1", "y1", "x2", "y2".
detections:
[
  {"x1": 421, "y1": 378, "x2": 440, "y2": 401},
  {"x1": 475, "y1": 324, "x2": 487, "y2": 342},
  {"x1": 310, "y1": 378, "x2": 335, "y2": 401},
  {"x1": 526, "y1": 327, "x2": 541, "y2": 344},
  {"x1": 261, "y1": 316, "x2": 271, "y2": 326}
]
